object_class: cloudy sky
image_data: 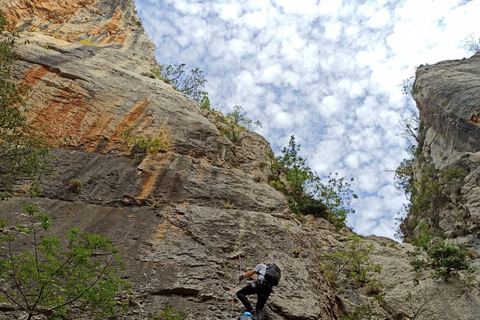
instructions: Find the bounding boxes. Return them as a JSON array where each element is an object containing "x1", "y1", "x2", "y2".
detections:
[{"x1": 132, "y1": 0, "x2": 480, "y2": 239}]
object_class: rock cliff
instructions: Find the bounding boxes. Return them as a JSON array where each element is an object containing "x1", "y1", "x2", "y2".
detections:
[
  {"x1": 401, "y1": 54, "x2": 480, "y2": 241},
  {"x1": 1, "y1": 1, "x2": 480, "y2": 319}
]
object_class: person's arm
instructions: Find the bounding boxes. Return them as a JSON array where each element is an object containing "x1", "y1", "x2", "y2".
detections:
[
  {"x1": 239, "y1": 269, "x2": 257, "y2": 282},
  {"x1": 244, "y1": 270, "x2": 256, "y2": 279}
]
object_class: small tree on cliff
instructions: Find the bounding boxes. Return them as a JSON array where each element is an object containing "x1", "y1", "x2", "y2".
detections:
[
  {"x1": 276, "y1": 135, "x2": 357, "y2": 227},
  {"x1": 0, "y1": 10, "x2": 52, "y2": 199},
  {"x1": 151, "y1": 63, "x2": 209, "y2": 108},
  {"x1": 0, "y1": 204, "x2": 130, "y2": 320}
]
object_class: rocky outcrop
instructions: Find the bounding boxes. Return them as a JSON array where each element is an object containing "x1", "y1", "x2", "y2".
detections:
[
  {"x1": 1, "y1": 1, "x2": 480, "y2": 319},
  {"x1": 401, "y1": 54, "x2": 480, "y2": 240}
]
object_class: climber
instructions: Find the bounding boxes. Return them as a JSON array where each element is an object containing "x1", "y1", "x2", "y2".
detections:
[{"x1": 237, "y1": 263, "x2": 280, "y2": 320}]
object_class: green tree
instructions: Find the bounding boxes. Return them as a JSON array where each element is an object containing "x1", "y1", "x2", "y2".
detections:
[
  {"x1": 408, "y1": 237, "x2": 473, "y2": 281},
  {"x1": 321, "y1": 235, "x2": 382, "y2": 288},
  {"x1": 0, "y1": 10, "x2": 52, "y2": 199},
  {"x1": 276, "y1": 136, "x2": 356, "y2": 226},
  {"x1": 278, "y1": 136, "x2": 314, "y2": 204},
  {"x1": 0, "y1": 204, "x2": 130, "y2": 320},
  {"x1": 119, "y1": 124, "x2": 169, "y2": 156},
  {"x1": 151, "y1": 63, "x2": 208, "y2": 108}
]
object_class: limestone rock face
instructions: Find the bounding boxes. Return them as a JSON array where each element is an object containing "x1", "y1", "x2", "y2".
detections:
[{"x1": 401, "y1": 54, "x2": 480, "y2": 239}]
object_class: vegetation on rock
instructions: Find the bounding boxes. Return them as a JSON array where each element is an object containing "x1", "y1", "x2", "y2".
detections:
[
  {"x1": 151, "y1": 63, "x2": 208, "y2": 108},
  {"x1": 321, "y1": 235, "x2": 382, "y2": 289},
  {"x1": 119, "y1": 124, "x2": 169, "y2": 156},
  {"x1": 154, "y1": 305, "x2": 187, "y2": 320},
  {"x1": 0, "y1": 204, "x2": 130, "y2": 320},
  {"x1": 215, "y1": 105, "x2": 261, "y2": 142},
  {"x1": 0, "y1": 10, "x2": 52, "y2": 199},
  {"x1": 270, "y1": 135, "x2": 357, "y2": 227}
]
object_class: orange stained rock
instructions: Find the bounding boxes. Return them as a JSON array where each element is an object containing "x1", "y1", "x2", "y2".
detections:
[
  {"x1": 89, "y1": 7, "x2": 129, "y2": 45},
  {"x1": 154, "y1": 223, "x2": 169, "y2": 240},
  {"x1": 104, "y1": 97, "x2": 151, "y2": 150},
  {"x1": 22, "y1": 65, "x2": 51, "y2": 87},
  {"x1": 3, "y1": 0, "x2": 96, "y2": 25},
  {"x1": 154, "y1": 223, "x2": 184, "y2": 241},
  {"x1": 21, "y1": 65, "x2": 90, "y2": 147},
  {"x1": 106, "y1": 7, "x2": 124, "y2": 33},
  {"x1": 34, "y1": 87, "x2": 88, "y2": 146},
  {"x1": 137, "y1": 153, "x2": 177, "y2": 201}
]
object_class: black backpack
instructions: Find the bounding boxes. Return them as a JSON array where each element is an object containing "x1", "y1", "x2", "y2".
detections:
[{"x1": 264, "y1": 263, "x2": 281, "y2": 286}]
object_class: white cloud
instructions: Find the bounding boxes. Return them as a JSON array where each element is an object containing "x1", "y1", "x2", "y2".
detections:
[
  {"x1": 367, "y1": 8, "x2": 391, "y2": 28},
  {"x1": 218, "y1": 3, "x2": 243, "y2": 20},
  {"x1": 318, "y1": 0, "x2": 343, "y2": 17}
]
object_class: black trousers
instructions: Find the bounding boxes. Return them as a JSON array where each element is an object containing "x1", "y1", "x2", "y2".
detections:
[{"x1": 236, "y1": 280, "x2": 272, "y2": 320}]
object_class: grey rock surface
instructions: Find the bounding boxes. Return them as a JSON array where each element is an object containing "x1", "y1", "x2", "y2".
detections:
[{"x1": 401, "y1": 54, "x2": 480, "y2": 239}]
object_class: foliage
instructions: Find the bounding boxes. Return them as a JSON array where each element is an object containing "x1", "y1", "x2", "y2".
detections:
[
  {"x1": 153, "y1": 305, "x2": 187, "y2": 320},
  {"x1": 151, "y1": 63, "x2": 208, "y2": 107},
  {"x1": 401, "y1": 67, "x2": 421, "y2": 97},
  {"x1": 427, "y1": 242, "x2": 471, "y2": 280},
  {"x1": 321, "y1": 235, "x2": 382, "y2": 289},
  {"x1": 277, "y1": 136, "x2": 314, "y2": 203},
  {"x1": 119, "y1": 124, "x2": 169, "y2": 155},
  {"x1": 0, "y1": 10, "x2": 53, "y2": 200},
  {"x1": 393, "y1": 146, "x2": 415, "y2": 195},
  {"x1": 407, "y1": 223, "x2": 473, "y2": 281},
  {"x1": 68, "y1": 178, "x2": 83, "y2": 192},
  {"x1": 216, "y1": 105, "x2": 261, "y2": 142},
  {"x1": 0, "y1": 204, "x2": 130, "y2": 320},
  {"x1": 463, "y1": 33, "x2": 480, "y2": 54},
  {"x1": 79, "y1": 39, "x2": 95, "y2": 46},
  {"x1": 275, "y1": 136, "x2": 357, "y2": 227}
]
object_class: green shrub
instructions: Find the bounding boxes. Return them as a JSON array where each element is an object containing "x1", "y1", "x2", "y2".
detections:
[
  {"x1": 68, "y1": 178, "x2": 83, "y2": 192},
  {"x1": 407, "y1": 231, "x2": 473, "y2": 281},
  {"x1": 427, "y1": 241, "x2": 472, "y2": 280},
  {"x1": 154, "y1": 305, "x2": 187, "y2": 320},
  {"x1": 79, "y1": 38, "x2": 95, "y2": 46},
  {"x1": 119, "y1": 124, "x2": 169, "y2": 155},
  {"x1": 276, "y1": 136, "x2": 356, "y2": 227},
  {"x1": 215, "y1": 105, "x2": 261, "y2": 142},
  {"x1": 321, "y1": 235, "x2": 382, "y2": 288}
]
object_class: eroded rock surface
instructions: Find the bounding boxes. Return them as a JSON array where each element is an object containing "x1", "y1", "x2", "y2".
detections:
[{"x1": 402, "y1": 54, "x2": 480, "y2": 240}]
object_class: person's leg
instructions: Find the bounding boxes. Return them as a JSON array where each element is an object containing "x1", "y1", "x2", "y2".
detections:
[
  {"x1": 255, "y1": 284, "x2": 272, "y2": 320},
  {"x1": 237, "y1": 284, "x2": 257, "y2": 312}
]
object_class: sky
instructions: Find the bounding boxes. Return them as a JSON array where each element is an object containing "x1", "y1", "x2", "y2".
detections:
[{"x1": 132, "y1": 0, "x2": 480, "y2": 240}]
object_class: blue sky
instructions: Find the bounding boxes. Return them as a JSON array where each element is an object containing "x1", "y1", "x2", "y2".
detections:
[{"x1": 132, "y1": 0, "x2": 480, "y2": 239}]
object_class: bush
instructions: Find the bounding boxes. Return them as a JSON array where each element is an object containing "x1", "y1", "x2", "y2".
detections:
[
  {"x1": 215, "y1": 105, "x2": 261, "y2": 142},
  {"x1": 119, "y1": 124, "x2": 169, "y2": 156},
  {"x1": 68, "y1": 178, "x2": 83, "y2": 192},
  {"x1": 407, "y1": 230, "x2": 473, "y2": 281},
  {"x1": 276, "y1": 136, "x2": 356, "y2": 227},
  {"x1": 427, "y1": 241, "x2": 472, "y2": 280},
  {"x1": 321, "y1": 235, "x2": 382, "y2": 288},
  {"x1": 0, "y1": 204, "x2": 130, "y2": 320},
  {"x1": 154, "y1": 305, "x2": 187, "y2": 320}
]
